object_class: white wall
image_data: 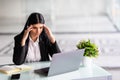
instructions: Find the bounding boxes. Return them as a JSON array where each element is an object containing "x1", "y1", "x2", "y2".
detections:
[
  {"x1": 0, "y1": 0, "x2": 107, "y2": 33},
  {"x1": 0, "y1": 0, "x2": 25, "y2": 33},
  {"x1": 52, "y1": 0, "x2": 106, "y2": 17},
  {"x1": 0, "y1": 0, "x2": 51, "y2": 33},
  {"x1": 106, "y1": 0, "x2": 120, "y2": 30},
  {"x1": 0, "y1": 0, "x2": 25, "y2": 19}
]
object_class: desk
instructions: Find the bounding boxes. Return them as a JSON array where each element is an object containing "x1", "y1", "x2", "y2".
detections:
[{"x1": 0, "y1": 62, "x2": 112, "y2": 80}]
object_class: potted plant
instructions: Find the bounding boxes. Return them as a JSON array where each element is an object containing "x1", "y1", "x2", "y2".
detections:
[{"x1": 76, "y1": 39, "x2": 99, "y2": 66}]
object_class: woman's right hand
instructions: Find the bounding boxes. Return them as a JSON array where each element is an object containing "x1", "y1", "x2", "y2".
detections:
[{"x1": 21, "y1": 25, "x2": 33, "y2": 46}]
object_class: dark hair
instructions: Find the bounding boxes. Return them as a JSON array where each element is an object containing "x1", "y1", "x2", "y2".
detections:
[
  {"x1": 19, "y1": 12, "x2": 46, "y2": 40},
  {"x1": 23, "y1": 12, "x2": 45, "y2": 30}
]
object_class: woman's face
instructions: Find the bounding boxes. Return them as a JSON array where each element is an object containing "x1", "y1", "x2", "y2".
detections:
[{"x1": 30, "y1": 23, "x2": 44, "y2": 38}]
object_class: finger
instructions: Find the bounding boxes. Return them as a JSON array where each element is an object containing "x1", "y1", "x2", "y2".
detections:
[
  {"x1": 27, "y1": 25, "x2": 33, "y2": 31},
  {"x1": 43, "y1": 24, "x2": 46, "y2": 27},
  {"x1": 28, "y1": 25, "x2": 33, "y2": 29},
  {"x1": 44, "y1": 25, "x2": 50, "y2": 30},
  {"x1": 43, "y1": 24, "x2": 48, "y2": 29}
]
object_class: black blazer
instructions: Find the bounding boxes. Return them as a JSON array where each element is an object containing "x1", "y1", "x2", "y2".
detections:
[{"x1": 13, "y1": 33, "x2": 61, "y2": 65}]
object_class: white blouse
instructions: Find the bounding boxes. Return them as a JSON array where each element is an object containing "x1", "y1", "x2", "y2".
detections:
[{"x1": 26, "y1": 37, "x2": 41, "y2": 62}]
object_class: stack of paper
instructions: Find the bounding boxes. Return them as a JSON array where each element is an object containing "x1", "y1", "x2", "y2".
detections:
[{"x1": 0, "y1": 65, "x2": 32, "y2": 75}]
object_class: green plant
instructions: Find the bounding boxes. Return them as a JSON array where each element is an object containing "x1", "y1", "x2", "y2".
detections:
[{"x1": 76, "y1": 39, "x2": 99, "y2": 58}]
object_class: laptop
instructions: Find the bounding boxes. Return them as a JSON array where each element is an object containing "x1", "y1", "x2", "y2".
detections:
[{"x1": 34, "y1": 49, "x2": 84, "y2": 77}]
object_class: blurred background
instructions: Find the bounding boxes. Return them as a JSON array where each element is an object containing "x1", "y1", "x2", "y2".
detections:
[{"x1": 0, "y1": 0, "x2": 120, "y2": 80}]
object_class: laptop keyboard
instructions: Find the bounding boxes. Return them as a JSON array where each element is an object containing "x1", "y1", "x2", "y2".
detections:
[{"x1": 34, "y1": 67, "x2": 49, "y2": 76}]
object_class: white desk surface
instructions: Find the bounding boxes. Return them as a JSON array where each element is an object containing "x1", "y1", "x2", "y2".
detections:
[{"x1": 0, "y1": 62, "x2": 112, "y2": 80}]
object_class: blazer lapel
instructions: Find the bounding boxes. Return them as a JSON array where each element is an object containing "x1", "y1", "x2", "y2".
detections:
[
  {"x1": 39, "y1": 38, "x2": 45, "y2": 61},
  {"x1": 24, "y1": 38, "x2": 29, "y2": 59}
]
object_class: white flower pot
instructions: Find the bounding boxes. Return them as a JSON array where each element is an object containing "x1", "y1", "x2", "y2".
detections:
[{"x1": 82, "y1": 57, "x2": 92, "y2": 67}]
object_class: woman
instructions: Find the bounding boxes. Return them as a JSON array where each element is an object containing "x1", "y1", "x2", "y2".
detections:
[{"x1": 13, "y1": 12, "x2": 61, "y2": 65}]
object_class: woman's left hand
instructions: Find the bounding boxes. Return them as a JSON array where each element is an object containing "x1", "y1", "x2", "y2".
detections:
[{"x1": 43, "y1": 24, "x2": 55, "y2": 43}]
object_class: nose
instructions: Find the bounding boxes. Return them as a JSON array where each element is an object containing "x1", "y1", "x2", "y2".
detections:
[{"x1": 36, "y1": 28, "x2": 39, "y2": 33}]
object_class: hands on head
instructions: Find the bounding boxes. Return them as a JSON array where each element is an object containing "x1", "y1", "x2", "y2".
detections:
[
  {"x1": 21, "y1": 24, "x2": 55, "y2": 46},
  {"x1": 21, "y1": 25, "x2": 33, "y2": 46},
  {"x1": 43, "y1": 24, "x2": 55, "y2": 43}
]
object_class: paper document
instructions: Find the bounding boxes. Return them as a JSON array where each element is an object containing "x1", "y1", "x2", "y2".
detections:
[{"x1": 0, "y1": 65, "x2": 32, "y2": 75}]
